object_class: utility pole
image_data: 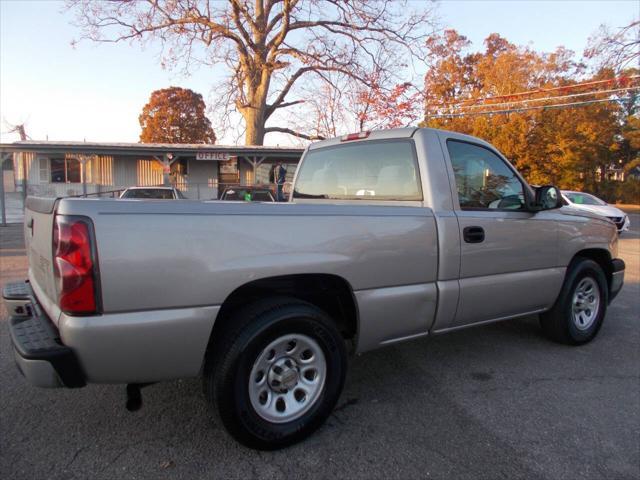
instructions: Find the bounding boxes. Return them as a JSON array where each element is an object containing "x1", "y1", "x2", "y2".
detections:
[
  {"x1": 2, "y1": 123, "x2": 30, "y2": 222},
  {"x1": 6, "y1": 123, "x2": 29, "y2": 200},
  {"x1": 0, "y1": 153, "x2": 11, "y2": 226}
]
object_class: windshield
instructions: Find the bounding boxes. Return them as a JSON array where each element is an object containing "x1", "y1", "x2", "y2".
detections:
[
  {"x1": 293, "y1": 140, "x2": 422, "y2": 201},
  {"x1": 121, "y1": 188, "x2": 175, "y2": 199},
  {"x1": 564, "y1": 192, "x2": 606, "y2": 206}
]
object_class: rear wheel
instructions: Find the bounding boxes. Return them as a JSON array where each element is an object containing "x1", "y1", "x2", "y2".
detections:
[
  {"x1": 540, "y1": 258, "x2": 608, "y2": 345},
  {"x1": 204, "y1": 298, "x2": 347, "y2": 450}
]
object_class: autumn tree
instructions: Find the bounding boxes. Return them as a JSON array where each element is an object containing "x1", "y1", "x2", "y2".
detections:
[
  {"x1": 585, "y1": 19, "x2": 640, "y2": 200},
  {"x1": 355, "y1": 81, "x2": 422, "y2": 131},
  {"x1": 287, "y1": 71, "x2": 423, "y2": 142},
  {"x1": 421, "y1": 29, "x2": 639, "y2": 196},
  {"x1": 139, "y1": 87, "x2": 215, "y2": 144},
  {"x1": 68, "y1": 0, "x2": 435, "y2": 145},
  {"x1": 422, "y1": 30, "x2": 576, "y2": 175}
]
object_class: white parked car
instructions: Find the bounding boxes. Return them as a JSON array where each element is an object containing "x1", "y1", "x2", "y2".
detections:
[{"x1": 562, "y1": 191, "x2": 630, "y2": 233}]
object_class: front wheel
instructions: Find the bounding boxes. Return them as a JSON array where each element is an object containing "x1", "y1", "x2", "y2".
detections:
[
  {"x1": 204, "y1": 298, "x2": 347, "y2": 450},
  {"x1": 540, "y1": 258, "x2": 608, "y2": 345}
]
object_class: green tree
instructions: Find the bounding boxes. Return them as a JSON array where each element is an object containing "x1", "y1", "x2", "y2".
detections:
[{"x1": 139, "y1": 87, "x2": 216, "y2": 144}]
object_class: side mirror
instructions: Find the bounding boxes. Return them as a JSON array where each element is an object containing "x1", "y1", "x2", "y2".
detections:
[{"x1": 535, "y1": 185, "x2": 563, "y2": 210}]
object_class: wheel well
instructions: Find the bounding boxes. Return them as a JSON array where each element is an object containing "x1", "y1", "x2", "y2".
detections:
[
  {"x1": 213, "y1": 274, "x2": 358, "y2": 347},
  {"x1": 573, "y1": 248, "x2": 613, "y2": 289}
]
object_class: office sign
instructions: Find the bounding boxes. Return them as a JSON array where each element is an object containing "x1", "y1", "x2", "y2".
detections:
[{"x1": 196, "y1": 151, "x2": 231, "y2": 161}]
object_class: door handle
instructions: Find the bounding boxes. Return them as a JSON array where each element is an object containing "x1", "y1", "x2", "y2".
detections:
[{"x1": 463, "y1": 226, "x2": 485, "y2": 243}]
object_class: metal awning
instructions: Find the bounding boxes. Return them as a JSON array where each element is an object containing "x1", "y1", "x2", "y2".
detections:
[{"x1": 0, "y1": 141, "x2": 304, "y2": 158}]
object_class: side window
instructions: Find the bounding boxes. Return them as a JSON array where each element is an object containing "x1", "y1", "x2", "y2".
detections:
[
  {"x1": 293, "y1": 141, "x2": 422, "y2": 201},
  {"x1": 447, "y1": 140, "x2": 525, "y2": 210},
  {"x1": 38, "y1": 157, "x2": 49, "y2": 183}
]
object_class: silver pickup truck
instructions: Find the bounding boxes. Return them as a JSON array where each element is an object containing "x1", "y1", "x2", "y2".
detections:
[{"x1": 4, "y1": 127, "x2": 625, "y2": 449}]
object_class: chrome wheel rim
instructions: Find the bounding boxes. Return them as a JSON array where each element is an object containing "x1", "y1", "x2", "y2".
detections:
[
  {"x1": 571, "y1": 277, "x2": 600, "y2": 331},
  {"x1": 248, "y1": 333, "x2": 326, "y2": 424}
]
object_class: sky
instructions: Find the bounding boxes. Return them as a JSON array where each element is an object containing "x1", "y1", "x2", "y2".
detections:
[{"x1": 0, "y1": 0, "x2": 638, "y2": 145}]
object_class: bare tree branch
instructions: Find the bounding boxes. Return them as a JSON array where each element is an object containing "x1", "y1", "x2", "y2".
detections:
[
  {"x1": 265, "y1": 126, "x2": 326, "y2": 140},
  {"x1": 586, "y1": 20, "x2": 640, "y2": 72}
]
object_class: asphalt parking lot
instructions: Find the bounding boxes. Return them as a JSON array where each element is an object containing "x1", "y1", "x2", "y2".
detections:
[{"x1": 1, "y1": 215, "x2": 638, "y2": 480}]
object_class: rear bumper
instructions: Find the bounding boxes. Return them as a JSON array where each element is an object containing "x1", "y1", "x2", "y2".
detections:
[
  {"x1": 4, "y1": 281, "x2": 220, "y2": 386},
  {"x1": 4, "y1": 282, "x2": 85, "y2": 388},
  {"x1": 610, "y1": 258, "x2": 625, "y2": 303},
  {"x1": 58, "y1": 305, "x2": 219, "y2": 384}
]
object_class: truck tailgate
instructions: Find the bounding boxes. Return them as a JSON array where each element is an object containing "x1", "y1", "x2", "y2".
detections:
[{"x1": 24, "y1": 197, "x2": 60, "y2": 325}]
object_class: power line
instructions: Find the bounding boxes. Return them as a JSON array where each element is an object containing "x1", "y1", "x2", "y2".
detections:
[
  {"x1": 427, "y1": 96, "x2": 633, "y2": 119},
  {"x1": 426, "y1": 74, "x2": 640, "y2": 109},
  {"x1": 461, "y1": 75, "x2": 639, "y2": 103},
  {"x1": 460, "y1": 86, "x2": 639, "y2": 110}
]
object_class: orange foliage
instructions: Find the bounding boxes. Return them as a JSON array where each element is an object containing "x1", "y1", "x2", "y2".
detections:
[
  {"x1": 421, "y1": 30, "x2": 639, "y2": 194},
  {"x1": 139, "y1": 87, "x2": 215, "y2": 144}
]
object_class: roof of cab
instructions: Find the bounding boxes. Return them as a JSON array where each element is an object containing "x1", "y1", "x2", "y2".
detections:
[
  {"x1": 307, "y1": 127, "x2": 418, "y2": 150},
  {"x1": 306, "y1": 126, "x2": 497, "y2": 152}
]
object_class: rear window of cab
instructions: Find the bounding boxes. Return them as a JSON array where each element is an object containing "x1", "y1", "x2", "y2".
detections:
[
  {"x1": 293, "y1": 140, "x2": 422, "y2": 201},
  {"x1": 122, "y1": 189, "x2": 175, "y2": 199}
]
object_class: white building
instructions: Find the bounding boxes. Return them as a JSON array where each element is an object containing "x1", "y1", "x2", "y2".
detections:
[{"x1": 0, "y1": 141, "x2": 303, "y2": 201}]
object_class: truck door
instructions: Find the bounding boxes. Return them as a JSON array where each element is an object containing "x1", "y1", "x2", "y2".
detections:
[{"x1": 436, "y1": 135, "x2": 564, "y2": 331}]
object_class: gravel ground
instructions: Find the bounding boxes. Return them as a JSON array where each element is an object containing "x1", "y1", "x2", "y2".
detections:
[{"x1": 1, "y1": 215, "x2": 638, "y2": 480}]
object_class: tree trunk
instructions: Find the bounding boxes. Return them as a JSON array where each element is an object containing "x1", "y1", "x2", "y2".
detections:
[
  {"x1": 244, "y1": 107, "x2": 266, "y2": 145},
  {"x1": 241, "y1": 65, "x2": 271, "y2": 145}
]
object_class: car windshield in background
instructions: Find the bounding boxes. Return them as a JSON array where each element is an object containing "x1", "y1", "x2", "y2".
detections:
[
  {"x1": 222, "y1": 189, "x2": 275, "y2": 202},
  {"x1": 293, "y1": 140, "x2": 422, "y2": 201},
  {"x1": 122, "y1": 189, "x2": 175, "y2": 199},
  {"x1": 564, "y1": 192, "x2": 606, "y2": 206}
]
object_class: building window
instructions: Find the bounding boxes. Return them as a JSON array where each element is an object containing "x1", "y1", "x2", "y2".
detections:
[
  {"x1": 38, "y1": 157, "x2": 49, "y2": 183},
  {"x1": 50, "y1": 157, "x2": 81, "y2": 183},
  {"x1": 171, "y1": 158, "x2": 188, "y2": 175}
]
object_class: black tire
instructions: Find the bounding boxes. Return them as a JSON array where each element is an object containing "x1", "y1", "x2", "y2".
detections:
[
  {"x1": 540, "y1": 258, "x2": 608, "y2": 345},
  {"x1": 203, "y1": 297, "x2": 347, "y2": 450}
]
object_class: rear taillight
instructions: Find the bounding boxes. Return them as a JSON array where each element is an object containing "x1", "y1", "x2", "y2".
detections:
[{"x1": 53, "y1": 215, "x2": 99, "y2": 315}]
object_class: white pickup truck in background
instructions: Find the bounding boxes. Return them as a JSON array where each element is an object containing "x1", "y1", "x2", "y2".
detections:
[{"x1": 4, "y1": 127, "x2": 625, "y2": 449}]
